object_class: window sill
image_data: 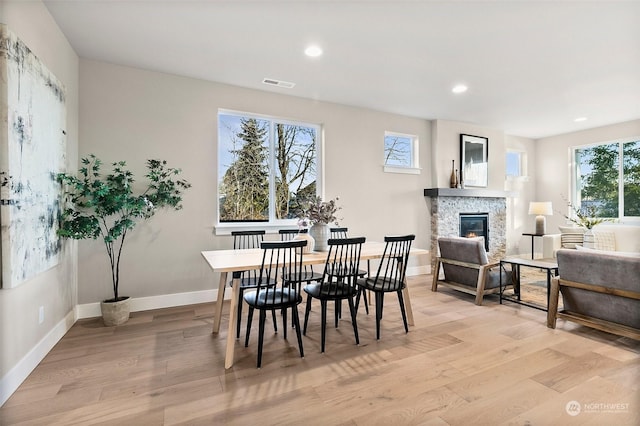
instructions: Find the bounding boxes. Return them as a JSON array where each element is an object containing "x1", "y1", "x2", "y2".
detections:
[
  {"x1": 383, "y1": 166, "x2": 421, "y2": 175},
  {"x1": 214, "y1": 220, "x2": 299, "y2": 236}
]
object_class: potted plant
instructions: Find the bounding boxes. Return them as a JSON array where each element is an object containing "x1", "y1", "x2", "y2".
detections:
[
  {"x1": 57, "y1": 155, "x2": 191, "y2": 326},
  {"x1": 297, "y1": 196, "x2": 341, "y2": 251},
  {"x1": 561, "y1": 197, "x2": 614, "y2": 248}
]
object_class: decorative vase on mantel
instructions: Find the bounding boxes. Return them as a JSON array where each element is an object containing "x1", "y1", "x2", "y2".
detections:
[
  {"x1": 450, "y1": 160, "x2": 458, "y2": 188},
  {"x1": 309, "y1": 223, "x2": 331, "y2": 252}
]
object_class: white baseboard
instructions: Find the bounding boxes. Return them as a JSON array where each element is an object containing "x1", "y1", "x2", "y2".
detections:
[
  {"x1": 76, "y1": 288, "x2": 228, "y2": 319},
  {"x1": 407, "y1": 265, "x2": 430, "y2": 276},
  {"x1": 0, "y1": 309, "x2": 76, "y2": 407}
]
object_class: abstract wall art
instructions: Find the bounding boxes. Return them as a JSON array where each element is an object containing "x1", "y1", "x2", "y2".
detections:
[{"x1": 0, "y1": 25, "x2": 67, "y2": 288}]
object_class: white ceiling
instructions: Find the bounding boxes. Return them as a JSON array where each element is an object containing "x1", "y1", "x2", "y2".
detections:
[{"x1": 43, "y1": 0, "x2": 640, "y2": 139}]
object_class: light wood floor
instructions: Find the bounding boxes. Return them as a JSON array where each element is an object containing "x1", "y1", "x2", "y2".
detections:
[{"x1": 1, "y1": 275, "x2": 638, "y2": 425}]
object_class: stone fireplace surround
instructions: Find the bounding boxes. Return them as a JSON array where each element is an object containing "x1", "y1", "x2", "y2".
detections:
[{"x1": 425, "y1": 188, "x2": 510, "y2": 267}]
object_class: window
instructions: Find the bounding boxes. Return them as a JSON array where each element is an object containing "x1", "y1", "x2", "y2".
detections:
[
  {"x1": 572, "y1": 139, "x2": 640, "y2": 219},
  {"x1": 506, "y1": 150, "x2": 527, "y2": 178},
  {"x1": 218, "y1": 111, "x2": 319, "y2": 225},
  {"x1": 384, "y1": 132, "x2": 420, "y2": 174}
]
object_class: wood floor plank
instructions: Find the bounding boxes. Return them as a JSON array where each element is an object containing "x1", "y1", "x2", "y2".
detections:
[{"x1": 1, "y1": 274, "x2": 638, "y2": 425}]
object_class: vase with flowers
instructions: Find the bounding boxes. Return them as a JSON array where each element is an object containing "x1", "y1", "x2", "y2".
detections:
[
  {"x1": 561, "y1": 197, "x2": 614, "y2": 248},
  {"x1": 297, "y1": 196, "x2": 341, "y2": 251}
]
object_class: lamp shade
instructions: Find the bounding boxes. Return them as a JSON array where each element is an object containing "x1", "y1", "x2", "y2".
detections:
[
  {"x1": 528, "y1": 202, "x2": 553, "y2": 216},
  {"x1": 529, "y1": 201, "x2": 553, "y2": 234}
]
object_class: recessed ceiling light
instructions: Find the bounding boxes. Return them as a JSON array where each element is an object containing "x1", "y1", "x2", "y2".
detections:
[
  {"x1": 304, "y1": 45, "x2": 323, "y2": 57},
  {"x1": 452, "y1": 84, "x2": 468, "y2": 94},
  {"x1": 574, "y1": 117, "x2": 587, "y2": 122}
]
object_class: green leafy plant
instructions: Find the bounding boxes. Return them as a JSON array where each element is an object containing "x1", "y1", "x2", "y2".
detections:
[
  {"x1": 57, "y1": 155, "x2": 191, "y2": 301},
  {"x1": 562, "y1": 196, "x2": 614, "y2": 229}
]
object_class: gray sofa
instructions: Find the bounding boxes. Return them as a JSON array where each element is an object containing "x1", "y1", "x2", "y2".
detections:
[{"x1": 547, "y1": 248, "x2": 640, "y2": 339}]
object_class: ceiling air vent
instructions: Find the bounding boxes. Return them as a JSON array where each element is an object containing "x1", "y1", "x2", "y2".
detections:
[{"x1": 262, "y1": 78, "x2": 296, "y2": 89}]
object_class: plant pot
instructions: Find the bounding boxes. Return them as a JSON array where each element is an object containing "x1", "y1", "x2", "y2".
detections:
[
  {"x1": 582, "y1": 229, "x2": 595, "y2": 249},
  {"x1": 309, "y1": 223, "x2": 330, "y2": 252},
  {"x1": 100, "y1": 296, "x2": 131, "y2": 326}
]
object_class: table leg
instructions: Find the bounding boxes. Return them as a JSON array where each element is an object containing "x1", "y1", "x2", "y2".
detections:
[
  {"x1": 402, "y1": 284, "x2": 414, "y2": 326},
  {"x1": 531, "y1": 236, "x2": 535, "y2": 259},
  {"x1": 212, "y1": 271, "x2": 228, "y2": 334},
  {"x1": 224, "y1": 276, "x2": 240, "y2": 369}
]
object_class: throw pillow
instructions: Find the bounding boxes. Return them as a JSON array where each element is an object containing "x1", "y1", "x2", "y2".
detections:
[
  {"x1": 593, "y1": 230, "x2": 616, "y2": 251},
  {"x1": 576, "y1": 245, "x2": 640, "y2": 258},
  {"x1": 559, "y1": 226, "x2": 586, "y2": 249}
]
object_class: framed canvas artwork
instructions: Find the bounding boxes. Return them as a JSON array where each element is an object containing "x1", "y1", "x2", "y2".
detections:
[
  {"x1": 460, "y1": 134, "x2": 488, "y2": 187},
  {"x1": 0, "y1": 25, "x2": 67, "y2": 288}
]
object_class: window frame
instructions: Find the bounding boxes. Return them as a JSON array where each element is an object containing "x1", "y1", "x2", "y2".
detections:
[
  {"x1": 215, "y1": 109, "x2": 323, "y2": 234},
  {"x1": 505, "y1": 149, "x2": 528, "y2": 181},
  {"x1": 383, "y1": 131, "x2": 420, "y2": 174},
  {"x1": 570, "y1": 136, "x2": 640, "y2": 221}
]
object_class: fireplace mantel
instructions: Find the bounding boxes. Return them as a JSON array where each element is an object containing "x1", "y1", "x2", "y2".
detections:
[{"x1": 424, "y1": 188, "x2": 515, "y2": 198}]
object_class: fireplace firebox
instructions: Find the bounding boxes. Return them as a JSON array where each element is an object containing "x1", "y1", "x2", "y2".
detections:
[{"x1": 460, "y1": 213, "x2": 489, "y2": 251}]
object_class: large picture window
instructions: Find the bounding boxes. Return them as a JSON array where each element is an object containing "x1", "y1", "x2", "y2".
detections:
[
  {"x1": 573, "y1": 139, "x2": 640, "y2": 219},
  {"x1": 218, "y1": 111, "x2": 319, "y2": 224}
]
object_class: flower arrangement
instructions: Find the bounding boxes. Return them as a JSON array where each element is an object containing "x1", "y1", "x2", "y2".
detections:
[
  {"x1": 297, "y1": 196, "x2": 341, "y2": 226},
  {"x1": 562, "y1": 197, "x2": 613, "y2": 229}
]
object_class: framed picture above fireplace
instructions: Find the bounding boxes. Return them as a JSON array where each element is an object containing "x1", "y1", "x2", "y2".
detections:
[{"x1": 460, "y1": 134, "x2": 488, "y2": 187}]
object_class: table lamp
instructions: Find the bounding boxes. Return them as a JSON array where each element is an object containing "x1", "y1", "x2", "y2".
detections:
[{"x1": 529, "y1": 201, "x2": 553, "y2": 234}]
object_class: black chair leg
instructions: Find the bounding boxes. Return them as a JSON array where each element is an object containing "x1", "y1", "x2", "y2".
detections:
[
  {"x1": 335, "y1": 300, "x2": 340, "y2": 328},
  {"x1": 282, "y1": 308, "x2": 288, "y2": 340},
  {"x1": 236, "y1": 289, "x2": 244, "y2": 339},
  {"x1": 303, "y1": 295, "x2": 312, "y2": 335},
  {"x1": 347, "y1": 297, "x2": 359, "y2": 345},
  {"x1": 272, "y1": 310, "x2": 278, "y2": 333},
  {"x1": 257, "y1": 310, "x2": 266, "y2": 368},
  {"x1": 292, "y1": 306, "x2": 304, "y2": 359},
  {"x1": 397, "y1": 291, "x2": 408, "y2": 333},
  {"x1": 362, "y1": 289, "x2": 369, "y2": 315},
  {"x1": 320, "y1": 300, "x2": 327, "y2": 353},
  {"x1": 375, "y1": 292, "x2": 383, "y2": 340},
  {"x1": 244, "y1": 306, "x2": 254, "y2": 347}
]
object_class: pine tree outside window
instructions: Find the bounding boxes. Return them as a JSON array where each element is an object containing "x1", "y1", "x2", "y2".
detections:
[{"x1": 218, "y1": 111, "x2": 319, "y2": 225}]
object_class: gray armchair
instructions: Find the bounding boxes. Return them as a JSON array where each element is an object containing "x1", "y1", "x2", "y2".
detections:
[{"x1": 432, "y1": 237, "x2": 512, "y2": 305}]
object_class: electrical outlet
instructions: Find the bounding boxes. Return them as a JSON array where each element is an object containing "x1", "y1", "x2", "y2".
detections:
[{"x1": 39, "y1": 306, "x2": 44, "y2": 324}]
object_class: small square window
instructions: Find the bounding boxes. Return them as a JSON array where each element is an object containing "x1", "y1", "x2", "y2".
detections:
[
  {"x1": 384, "y1": 132, "x2": 420, "y2": 174},
  {"x1": 506, "y1": 150, "x2": 526, "y2": 178}
]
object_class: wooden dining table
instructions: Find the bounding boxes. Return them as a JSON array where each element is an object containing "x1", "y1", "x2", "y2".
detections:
[{"x1": 201, "y1": 241, "x2": 429, "y2": 368}]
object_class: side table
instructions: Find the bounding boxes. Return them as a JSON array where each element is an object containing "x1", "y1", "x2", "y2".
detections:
[
  {"x1": 522, "y1": 232, "x2": 545, "y2": 259},
  {"x1": 500, "y1": 257, "x2": 559, "y2": 312}
]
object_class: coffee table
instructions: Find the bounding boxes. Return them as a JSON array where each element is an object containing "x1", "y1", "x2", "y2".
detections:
[{"x1": 499, "y1": 257, "x2": 558, "y2": 311}]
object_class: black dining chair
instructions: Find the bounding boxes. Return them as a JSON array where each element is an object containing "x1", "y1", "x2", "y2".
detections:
[
  {"x1": 231, "y1": 230, "x2": 277, "y2": 339},
  {"x1": 279, "y1": 229, "x2": 323, "y2": 284},
  {"x1": 355, "y1": 234, "x2": 415, "y2": 340},
  {"x1": 303, "y1": 237, "x2": 365, "y2": 353},
  {"x1": 330, "y1": 227, "x2": 370, "y2": 314},
  {"x1": 243, "y1": 239, "x2": 307, "y2": 368}
]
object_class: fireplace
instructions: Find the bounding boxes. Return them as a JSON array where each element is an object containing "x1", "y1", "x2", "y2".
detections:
[{"x1": 460, "y1": 213, "x2": 489, "y2": 251}]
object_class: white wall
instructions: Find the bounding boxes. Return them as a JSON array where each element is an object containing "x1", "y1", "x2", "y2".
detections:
[
  {"x1": 536, "y1": 119, "x2": 640, "y2": 234},
  {"x1": 0, "y1": 0, "x2": 79, "y2": 406},
  {"x1": 504, "y1": 134, "x2": 537, "y2": 256},
  {"x1": 78, "y1": 59, "x2": 433, "y2": 304}
]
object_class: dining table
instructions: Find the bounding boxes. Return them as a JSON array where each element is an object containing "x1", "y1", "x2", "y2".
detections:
[{"x1": 201, "y1": 241, "x2": 429, "y2": 368}]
